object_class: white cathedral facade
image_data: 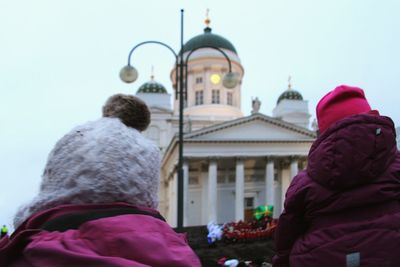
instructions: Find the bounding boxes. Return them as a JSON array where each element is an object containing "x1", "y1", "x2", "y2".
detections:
[{"x1": 136, "y1": 21, "x2": 316, "y2": 227}]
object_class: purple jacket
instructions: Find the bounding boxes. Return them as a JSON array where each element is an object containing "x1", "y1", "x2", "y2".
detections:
[
  {"x1": 273, "y1": 114, "x2": 400, "y2": 267},
  {"x1": 0, "y1": 203, "x2": 201, "y2": 267}
]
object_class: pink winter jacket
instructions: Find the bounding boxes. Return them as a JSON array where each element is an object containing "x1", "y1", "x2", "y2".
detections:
[
  {"x1": 0, "y1": 203, "x2": 201, "y2": 267},
  {"x1": 273, "y1": 114, "x2": 400, "y2": 267}
]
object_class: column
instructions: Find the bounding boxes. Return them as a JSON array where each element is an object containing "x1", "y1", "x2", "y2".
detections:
[
  {"x1": 265, "y1": 158, "x2": 274, "y2": 206},
  {"x1": 169, "y1": 173, "x2": 177, "y2": 227},
  {"x1": 235, "y1": 158, "x2": 244, "y2": 221},
  {"x1": 281, "y1": 168, "x2": 290, "y2": 209},
  {"x1": 273, "y1": 174, "x2": 282, "y2": 219},
  {"x1": 279, "y1": 157, "x2": 292, "y2": 218},
  {"x1": 183, "y1": 160, "x2": 189, "y2": 226},
  {"x1": 201, "y1": 171, "x2": 209, "y2": 225},
  {"x1": 290, "y1": 157, "x2": 299, "y2": 181},
  {"x1": 208, "y1": 159, "x2": 218, "y2": 223},
  {"x1": 167, "y1": 176, "x2": 173, "y2": 224}
]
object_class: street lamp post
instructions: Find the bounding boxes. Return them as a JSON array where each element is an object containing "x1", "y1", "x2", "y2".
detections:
[{"x1": 120, "y1": 9, "x2": 238, "y2": 230}]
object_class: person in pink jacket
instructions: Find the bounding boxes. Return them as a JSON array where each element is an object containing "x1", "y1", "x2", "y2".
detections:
[
  {"x1": 273, "y1": 85, "x2": 400, "y2": 267},
  {"x1": 0, "y1": 94, "x2": 201, "y2": 267}
]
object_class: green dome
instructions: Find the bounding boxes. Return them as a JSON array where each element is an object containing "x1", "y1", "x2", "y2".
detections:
[
  {"x1": 277, "y1": 89, "x2": 303, "y2": 104},
  {"x1": 136, "y1": 80, "x2": 167, "y2": 94},
  {"x1": 182, "y1": 27, "x2": 237, "y2": 54}
]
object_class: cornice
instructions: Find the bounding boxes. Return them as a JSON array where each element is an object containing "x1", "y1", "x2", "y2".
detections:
[{"x1": 184, "y1": 113, "x2": 316, "y2": 140}]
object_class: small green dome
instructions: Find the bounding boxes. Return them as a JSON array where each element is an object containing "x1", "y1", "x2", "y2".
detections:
[
  {"x1": 277, "y1": 89, "x2": 303, "y2": 104},
  {"x1": 136, "y1": 80, "x2": 167, "y2": 94},
  {"x1": 182, "y1": 27, "x2": 237, "y2": 54}
]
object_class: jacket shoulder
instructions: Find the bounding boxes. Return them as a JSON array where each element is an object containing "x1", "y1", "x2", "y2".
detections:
[{"x1": 284, "y1": 171, "x2": 312, "y2": 212}]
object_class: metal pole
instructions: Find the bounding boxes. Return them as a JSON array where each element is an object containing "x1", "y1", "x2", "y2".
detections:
[
  {"x1": 177, "y1": 8, "x2": 184, "y2": 230},
  {"x1": 121, "y1": 9, "x2": 235, "y2": 231}
]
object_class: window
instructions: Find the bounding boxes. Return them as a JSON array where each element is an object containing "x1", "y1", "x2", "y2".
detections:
[
  {"x1": 245, "y1": 197, "x2": 254, "y2": 209},
  {"x1": 195, "y1": 77, "x2": 203, "y2": 84},
  {"x1": 189, "y1": 176, "x2": 199, "y2": 185},
  {"x1": 227, "y1": 92, "x2": 233, "y2": 105},
  {"x1": 245, "y1": 174, "x2": 263, "y2": 182},
  {"x1": 212, "y1": 90, "x2": 220, "y2": 104},
  {"x1": 195, "y1": 90, "x2": 204, "y2": 105},
  {"x1": 228, "y1": 174, "x2": 235, "y2": 183}
]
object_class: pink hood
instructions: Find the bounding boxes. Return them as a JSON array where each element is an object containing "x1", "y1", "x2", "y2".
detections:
[{"x1": 0, "y1": 203, "x2": 201, "y2": 267}]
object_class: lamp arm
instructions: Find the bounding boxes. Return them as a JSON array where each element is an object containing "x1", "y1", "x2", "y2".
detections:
[
  {"x1": 183, "y1": 45, "x2": 233, "y2": 72},
  {"x1": 127, "y1": 41, "x2": 178, "y2": 66}
]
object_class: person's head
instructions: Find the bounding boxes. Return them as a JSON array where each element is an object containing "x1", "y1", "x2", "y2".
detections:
[
  {"x1": 316, "y1": 85, "x2": 373, "y2": 134},
  {"x1": 14, "y1": 94, "x2": 160, "y2": 228}
]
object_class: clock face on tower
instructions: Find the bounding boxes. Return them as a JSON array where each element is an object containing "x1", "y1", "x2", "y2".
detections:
[{"x1": 210, "y1": 73, "x2": 221, "y2": 85}]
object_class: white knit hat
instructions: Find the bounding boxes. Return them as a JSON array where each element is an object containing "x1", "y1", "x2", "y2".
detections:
[{"x1": 14, "y1": 94, "x2": 160, "y2": 227}]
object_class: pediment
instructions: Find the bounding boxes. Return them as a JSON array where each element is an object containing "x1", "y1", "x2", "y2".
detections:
[{"x1": 185, "y1": 114, "x2": 316, "y2": 141}]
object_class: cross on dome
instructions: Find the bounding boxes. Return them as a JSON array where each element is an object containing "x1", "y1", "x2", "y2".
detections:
[{"x1": 205, "y1": 8, "x2": 211, "y2": 27}]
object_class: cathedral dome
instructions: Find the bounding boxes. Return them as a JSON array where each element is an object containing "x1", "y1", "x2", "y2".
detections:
[
  {"x1": 277, "y1": 89, "x2": 303, "y2": 104},
  {"x1": 277, "y1": 77, "x2": 303, "y2": 104},
  {"x1": 182, "y1": 27, "x2": 237, "y2": 54},
  {"x1": 137, "y1": 79, "x2": 167, "y2": 94}
]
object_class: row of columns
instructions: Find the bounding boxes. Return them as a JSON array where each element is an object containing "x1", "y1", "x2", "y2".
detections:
[{"x1": 181, "y1": 156, "x2": 302, "y2": 225}]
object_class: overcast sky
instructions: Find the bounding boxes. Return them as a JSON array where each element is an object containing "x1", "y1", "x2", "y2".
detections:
[{"x1": 1, "y1": 0, "x2": 399, "y2": 230}]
